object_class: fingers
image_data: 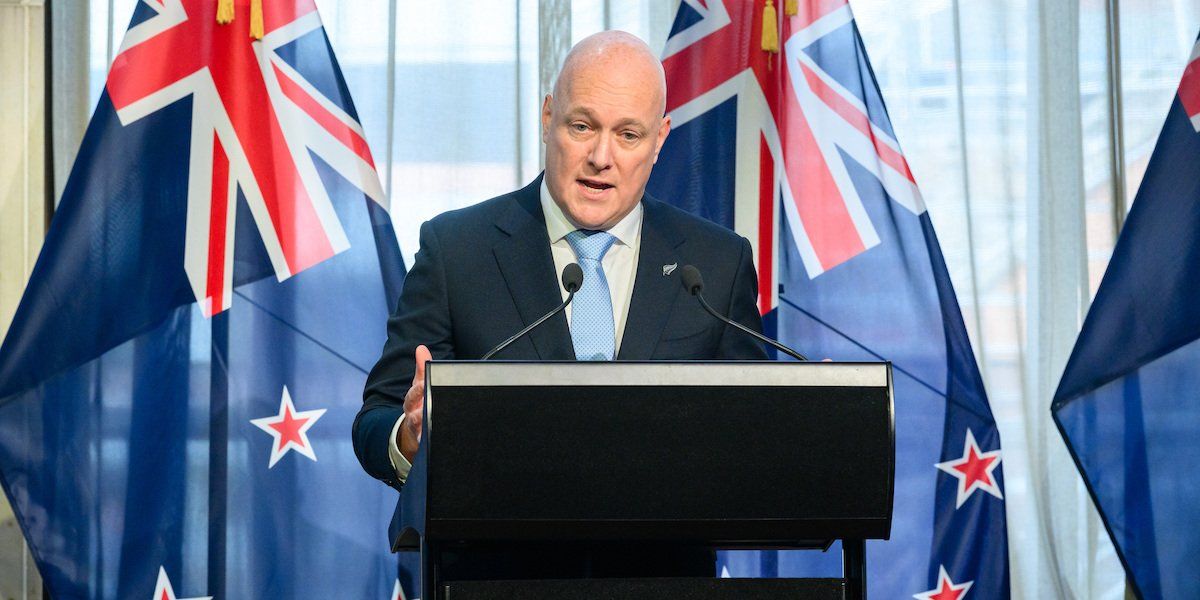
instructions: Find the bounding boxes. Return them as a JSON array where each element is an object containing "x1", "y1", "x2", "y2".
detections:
[
  {"x1": 405, "y1": 344, "x2": 433, "y2": 414},
  {"x1": 407, "y1": 409, "x2": 423, "y2": 441},
  {"x1": 400, "y1": 345, "x2": 434, "y2": 455},
  {"x1": 413, "y1": 344, "x2": 432, "y2": 383}
]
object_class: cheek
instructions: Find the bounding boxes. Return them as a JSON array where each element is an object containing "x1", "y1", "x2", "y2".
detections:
[
  {"x1": 564, "y1": 142, "x2": 590, "y2": 163},
  {"x1": 618, "y1": 152, "x2": 655, "y2": 178},
  {"x1": 547, "y1": 143, "x2": 574, "y2": 174}
]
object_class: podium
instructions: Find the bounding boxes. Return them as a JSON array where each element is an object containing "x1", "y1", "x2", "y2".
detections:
[{"x1": 392, "y1": 361, "x2": 894, "y2": 599}]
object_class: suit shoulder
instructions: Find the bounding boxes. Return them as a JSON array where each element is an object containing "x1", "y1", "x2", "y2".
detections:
[
  {"x1": 646, "y1": 196, "x2": 749, "y2": 249},
  {"x1": 425, "y1": 190, "x2": 521, "y2": 232}
]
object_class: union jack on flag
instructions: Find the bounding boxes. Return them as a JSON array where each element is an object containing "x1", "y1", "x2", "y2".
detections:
[
  {"x1": 0, "y1": 0, "x2": 410, "y2": 597},
  {"x1": 106, "y1": 0, "x2": 384, "y2": 316},
  {"x1": 647, "y1": 0, "x2": 1012, "y2": 596}
]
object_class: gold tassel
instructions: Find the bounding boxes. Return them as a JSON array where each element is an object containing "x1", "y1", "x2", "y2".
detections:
[
  {"x1": 761, "y1": 0, "x2": 779, "y2": 54},
  {"x1": 216, "y1": 0, "x2": 235, "y2": 24},
  {"x1": 785, "y1": 0, "x2": 798, "y2": 16},
  {"x1": 250, "y1": 0, "x2": 264, "y2": 40}
]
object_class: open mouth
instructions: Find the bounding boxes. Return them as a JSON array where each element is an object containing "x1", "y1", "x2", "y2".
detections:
[{"x1": 578, "y1": 179, "x2": 614, "y2": 192}]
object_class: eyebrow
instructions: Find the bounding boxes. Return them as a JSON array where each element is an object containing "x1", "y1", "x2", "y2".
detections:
[
  {"x1": 612, "y1": 117, "x2": 649, "y2": 131},
  {"x1": 565, "y1": 108, "x2": 650, "y2": 131}
]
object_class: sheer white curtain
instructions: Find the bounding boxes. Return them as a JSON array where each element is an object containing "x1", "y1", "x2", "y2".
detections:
[
  {"x1": 1024, "y1": 1, "x2": 1125, "y2": 597},
  {"x1": 29, "y1": 0, "x2": 1200, "y2": 597}
]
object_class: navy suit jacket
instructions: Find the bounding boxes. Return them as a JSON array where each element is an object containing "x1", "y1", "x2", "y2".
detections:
[{"x1": 353, "y1": 175, "x2": 768, "y2": 490}]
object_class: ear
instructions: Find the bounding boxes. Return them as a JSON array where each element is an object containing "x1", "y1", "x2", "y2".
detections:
[
  {"x1": 652, "y1": 115, "x2": 672, "y2": 164},
  {"x1": 541, "y1": 94, "x2": 554, "y2": 144}
]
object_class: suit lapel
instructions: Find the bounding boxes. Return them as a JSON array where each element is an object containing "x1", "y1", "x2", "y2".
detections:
[
  {"x1": 492, "y1": 177, "x2": 575, "y2": 360},
  {"x1": 618, "y1": 197, "x2": 686, "y2": 360}
]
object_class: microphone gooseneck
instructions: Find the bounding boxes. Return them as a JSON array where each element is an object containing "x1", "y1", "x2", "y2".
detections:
[
  {"x1": 482, "y1": 263, "x2": 583, "y2": 360},
  {"x1": 680, "y1": 265, "x2": 808, "y2": 361}
]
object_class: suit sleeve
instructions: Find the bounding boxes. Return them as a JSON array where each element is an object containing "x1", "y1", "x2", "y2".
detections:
[
  {"x1": 716, "y1": 236, "x2": 770, "y2": 360},
  {"x1": 353, "y1": 220, "x2": 457, "y2": 488}
]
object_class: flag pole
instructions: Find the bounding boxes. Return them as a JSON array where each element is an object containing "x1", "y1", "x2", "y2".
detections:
[
  {"x1": 43, "y1": 5, "x2": 55, "y2": 598},
  {"x1": 43, "y1": 0, "x2": 55, "y2": 230},
  {"x1": 1104, "y1": 0, "x2": 1127, "y2": 233}
]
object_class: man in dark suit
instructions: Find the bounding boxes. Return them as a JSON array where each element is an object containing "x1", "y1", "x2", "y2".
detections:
[{"x1": 353, "y1": 30, "x2": 767, "y2": 579}]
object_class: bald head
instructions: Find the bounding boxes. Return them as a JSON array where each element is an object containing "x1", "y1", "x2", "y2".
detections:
[
  {"x1": 552, "y1": 31, "x2": 667, "y2": 118},
  {"x1": 541, "y1": 31, "x2": 672, "y2": 231}
]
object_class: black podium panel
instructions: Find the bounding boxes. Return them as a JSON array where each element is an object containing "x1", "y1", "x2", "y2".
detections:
[
  {"x1": 405, "y1": 362, "x2": 895, "y2": 599},
  {"x1": 423, "y1": 362, "x2": 894, "y2": 545},
  {"x1": 443, "y1": 577, "x2": 845, "y2": 600}
]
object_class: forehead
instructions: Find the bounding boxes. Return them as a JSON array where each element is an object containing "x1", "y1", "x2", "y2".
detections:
[{"x1": 557, "y1": 58, "x2": 662, "y2": 121}]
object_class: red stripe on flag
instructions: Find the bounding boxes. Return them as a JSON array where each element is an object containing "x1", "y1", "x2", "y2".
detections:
[
  {"x1": 1179, "y1": 57, "x2": 1200, "y2": 120},
  {"x1": 758, "y1": 135, "x2": 775, "y2": 315},
  {"x1": 107, "y1": 28, "x2": 205, "y2": 112},
  {"x1": 788, "y1": 0, "x2": 853, "y2": 29},
  {"x1": 779, "y1": 60, "x2": 866, "y2": 271},
  {"x1": 207, "y1": 137, "x2": 230, "y2": 314},
  {"x1": 205, "y1": 49, "x2": 334, "y2": 275},
  {"x1": 241, "y1": 112, "x2": 335, "y2": 275},
  {"x1": 798, "y1": 62, "x2": 915, "y2": 183},
  {"x1": 273, "y1": 63, "x2": 376, "y2": 167}
]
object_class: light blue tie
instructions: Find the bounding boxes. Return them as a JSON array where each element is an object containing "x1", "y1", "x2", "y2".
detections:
[{"x1": 566, "y1": 230, "x2": 618, "y2": 361}]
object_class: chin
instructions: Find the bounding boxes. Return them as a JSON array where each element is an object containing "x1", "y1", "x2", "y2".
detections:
[
  {"x1": 562, "y1": 204, "x2": 607, "y2": 228},
  {"x1": 572, "y1": 215, "x2": 610, "y2": 230}
]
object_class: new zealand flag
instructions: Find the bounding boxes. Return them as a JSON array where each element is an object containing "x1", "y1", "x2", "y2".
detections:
[
  {"x1": 0, "y1": 1, "x2": 412, "y2": 597},
  {"x1": 1052, "y1": 31, "x2": 1200, "y2": 600},
  {"x1": 647, "y1": 1, "x2": 1011, "y2": 597}
]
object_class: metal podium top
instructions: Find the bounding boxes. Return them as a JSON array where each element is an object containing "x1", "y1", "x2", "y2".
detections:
[{"x1": 426, "y1": 360, "x2": 889, "y2": 388}]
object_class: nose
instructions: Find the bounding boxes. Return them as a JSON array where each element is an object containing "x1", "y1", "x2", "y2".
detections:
[{"x1": 588, "y1": 133, "x2": 613, "y2": 171}]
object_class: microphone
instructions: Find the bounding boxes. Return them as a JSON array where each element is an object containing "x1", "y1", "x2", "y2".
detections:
[
  {"x1": 680, "y1": 265, "x2": 808, "y2": 361},
  {"x1": 481, "y1": 263, "x2": 584, "y2": 360}
]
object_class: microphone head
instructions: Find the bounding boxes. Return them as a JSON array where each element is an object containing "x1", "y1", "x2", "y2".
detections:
[
  {"x1": 680, "y1": 265, "x2": 704, "y2": 295},
  {"x1": 562, "y1": 262, "x2": 584, "y2": 293}
]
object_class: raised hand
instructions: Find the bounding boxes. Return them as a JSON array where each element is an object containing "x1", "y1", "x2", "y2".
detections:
[{"x1": 397, "y1": 344, "x2": 432, "y2": 462}]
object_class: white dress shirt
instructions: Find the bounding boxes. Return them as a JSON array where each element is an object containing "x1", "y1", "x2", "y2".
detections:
[
  {"x1": 540, "y1": 180, "x2": 643, "y2": 351},
  {"x1": 388, "y1": 183, "x2": 645, "y2": 480}
]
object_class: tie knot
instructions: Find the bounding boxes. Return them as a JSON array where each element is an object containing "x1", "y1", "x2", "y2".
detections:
[{"x1": 565, "y1": 230, "x2": 617, "y2": 262}]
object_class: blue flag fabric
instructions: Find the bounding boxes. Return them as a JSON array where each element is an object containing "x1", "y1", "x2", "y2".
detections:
[
  {"x1": 650, "y1": 1, "x2": 1010, "y2": 597},
  {"x1": 0, "y1": 1, "x2": 415, "y2": 598},
  {"x1": 1052, "y1": 33, "x2": 1200, "y2": 600}
]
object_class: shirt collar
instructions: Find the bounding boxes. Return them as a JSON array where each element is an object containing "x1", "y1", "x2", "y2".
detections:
[{"x1": 540, "y1": 179, "x2": 643, "y2": 247}]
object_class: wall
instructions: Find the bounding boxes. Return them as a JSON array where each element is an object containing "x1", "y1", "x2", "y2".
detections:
[{"x1": 0, "y1": 0, "x2": 44, "y2": 597}]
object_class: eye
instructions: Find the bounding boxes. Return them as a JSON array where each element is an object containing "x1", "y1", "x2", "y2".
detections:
[
  {"x1": 570, "y1": 122, "x2": 590, "y2": 133},
  {"x1": 621, "y1": 131, "x2": 641, "y2": 142}
]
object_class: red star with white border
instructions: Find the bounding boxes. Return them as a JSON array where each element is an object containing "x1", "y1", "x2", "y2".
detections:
[
  {"x1": 250, "y1": 386, "x2": 326, "y2": 468},
  {"x1": 913, "y1": 565, "x2": 973, "y2": 600},
  {"x1": 153, "y1": 566, "x2": 211, "y2": 600},
  {"x1": 391, "y1": 578, "x2": 406, "y2": 600},
  {"x1": 935, "y1": 428, "x2": 1003, "y2": 508}
]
